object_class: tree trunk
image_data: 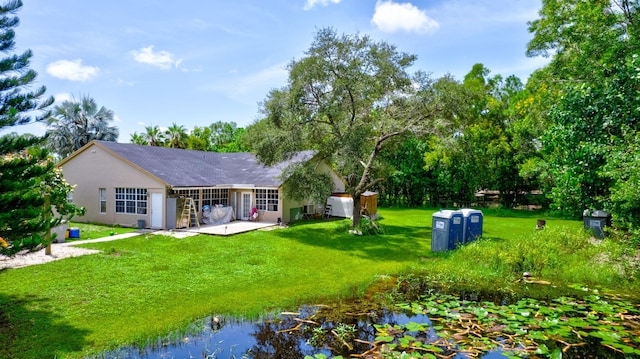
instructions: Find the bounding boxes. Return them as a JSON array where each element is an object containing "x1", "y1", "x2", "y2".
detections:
[
  {"x1": 44, "y1": 195, "x2": 52, "y2": 255},
  {"x1": 352, "y1": 194, "x2": 362, "y2": 228}
]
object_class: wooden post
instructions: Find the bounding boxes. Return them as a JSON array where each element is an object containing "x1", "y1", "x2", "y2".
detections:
[{"x1": 44, "y1": 195, "x2": 52, "y2": 255}]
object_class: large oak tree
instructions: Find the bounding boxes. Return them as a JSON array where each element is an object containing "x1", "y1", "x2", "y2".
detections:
[{"x1": 246, "y1": 28, "x2": 456, "y2": 227}]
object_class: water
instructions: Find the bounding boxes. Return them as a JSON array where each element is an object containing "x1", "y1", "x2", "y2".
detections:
[
  {"x1": 96, "y1": 285, "x2": 640, "y2": 359},
  {"x1": 98, "y1": 305, "x2": 440, "y2": 359}
]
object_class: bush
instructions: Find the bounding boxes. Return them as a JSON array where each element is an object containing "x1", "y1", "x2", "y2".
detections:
[{"x1": 333, "y1": 217, "x2": 385, "y2": 236}]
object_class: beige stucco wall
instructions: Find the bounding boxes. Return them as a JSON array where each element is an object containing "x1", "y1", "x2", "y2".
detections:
[
  {"x1": 60, "y1": 143, "x2": 167, "y2": 228},
  {"x1": 228, "y1": 188, "x2": 283, "y2": 223},
  {"x1": 281, "y1": 158, "x2": 346, "y2": 223}
]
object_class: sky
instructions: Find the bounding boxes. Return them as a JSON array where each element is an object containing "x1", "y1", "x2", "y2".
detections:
[{"x1": 7, "y1": 0, "x2": 549, "y2": 142}]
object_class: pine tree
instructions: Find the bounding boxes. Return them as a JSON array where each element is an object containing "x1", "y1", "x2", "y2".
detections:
[{"x1": 0, "y1": 0, "x2": 81, "y2": 256}]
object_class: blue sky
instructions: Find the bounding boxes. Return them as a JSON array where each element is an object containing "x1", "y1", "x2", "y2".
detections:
[{"x1": 9, "y1": 0, "x2": 548, "y2": 142}]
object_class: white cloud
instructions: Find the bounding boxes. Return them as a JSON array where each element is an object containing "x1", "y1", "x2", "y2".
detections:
[
  {"x1": 131, "y1": 46, "x2": 181, "y2": 70},
  {"x1": 372, "y1": 1, "x2": 440, "y2": 34},
  {"x1": 54, "y1": 92, "x2": 72, "y2": 103},
  {"x1": 304, "y1": 0, "x2": 341, "y2": 10},
  {"x1": 46, "y1": 59, "x2": 100, "y2": 81}
]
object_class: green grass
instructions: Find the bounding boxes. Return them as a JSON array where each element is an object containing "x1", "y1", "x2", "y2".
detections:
[
  {"x1": 0, "y1": 208, "x2": 637, "y2": 359},
  {"x1": 64, "y1": 222, "x2": 138, "y2": 242}
]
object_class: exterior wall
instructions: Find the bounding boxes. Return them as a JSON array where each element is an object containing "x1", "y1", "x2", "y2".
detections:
[
  {"x1": 282, "y1": 159, "x2": 346, "y2": 223},
  {"x1": 60, "y1": 144, "x2": 166, "y2": 228},
  {"x1": 228, "y1": 188, "x2": 283, "y2": 223},
  {"x1": 317, "y1": 160, "x2": 345, "y2": 193}
]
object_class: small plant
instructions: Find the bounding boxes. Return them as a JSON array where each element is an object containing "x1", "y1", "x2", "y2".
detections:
[
  {"x1": 307, "y1": 326, "x2": 326, "y2": 347},
  {"x1": 333, "y1": 323, "x2": 356, "y2": 341},
  {"x1": 357, "y1": 217, "x2": 384, "y2": 235}
]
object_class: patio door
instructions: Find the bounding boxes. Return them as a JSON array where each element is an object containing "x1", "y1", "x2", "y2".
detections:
[{"x1": 240, "y1": 192, "x2": 252, "y2": 220}]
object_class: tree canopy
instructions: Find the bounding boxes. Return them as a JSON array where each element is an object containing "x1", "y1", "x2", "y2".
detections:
[
  {"x1": 527, "y1": 0, "x2": 640, "y2": 222},
  {"x1": 130, "y1": 121, "x2": 249, "y2": 152},
  {"x1": 45, "y1": 95, "x2": 119, "y2": 158},
  {"x1": 246, "y1": 27, "x2": 459, "y2": 226},
  {"x1": 0, "y1": 0, "x2": 82, "y2": 256}
]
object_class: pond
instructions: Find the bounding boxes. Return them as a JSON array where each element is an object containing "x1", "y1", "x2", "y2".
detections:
[{"x1": 96, "y1": 281, "x2": 640, "y2": 359}]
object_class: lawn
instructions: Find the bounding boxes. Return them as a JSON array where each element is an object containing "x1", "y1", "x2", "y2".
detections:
[
  {"x1": 64, "y1": 222, "x2": 138, "y2": 242},
  {"x1": 0, "y1": 208, "x2": 635, "y2": 359}
]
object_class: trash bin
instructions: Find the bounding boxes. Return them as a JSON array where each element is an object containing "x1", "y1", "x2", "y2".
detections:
[
  {"x1": 51, "y1": 220, "x2": 68, "y2": 243},
  {"x1": 460, "y1": 208, "x2": 483, "y2": 243},
  {"x1": 583, "y1": 209, "x2": 611, "y2": 238},
  {"x1": 431, "y1": 210, "x2": 464, "y2": 252},
  {"x1": 137, "y1": 219, "x2": 146, "y2": 229},
  {"x1": 68, "y1": 227, "x2": 80, "y2": 238}
]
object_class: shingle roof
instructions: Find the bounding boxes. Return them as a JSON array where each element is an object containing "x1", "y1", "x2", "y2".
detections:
[{"x1": 94, "y1": 141, "x2": 314, "y2": 188}]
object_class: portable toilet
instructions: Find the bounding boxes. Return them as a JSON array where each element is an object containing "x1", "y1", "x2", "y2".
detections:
[
  {"x1": 460, "y1": 208, "x2": 483, "y2": 243},
  {"x1": 431, "y1": 210, "x2": 464, "y2": 252}
]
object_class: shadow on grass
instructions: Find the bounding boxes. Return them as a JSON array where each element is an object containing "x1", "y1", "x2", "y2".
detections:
[
  {"x1": 277, "y1": 219, "x2": 432, "y2": 263},
  {"x1": 0, "y1": 293, "x2": 91, "y2": 359}
]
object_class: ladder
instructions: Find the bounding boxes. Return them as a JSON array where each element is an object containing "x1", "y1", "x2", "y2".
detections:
[{"x1": 178, "y1": 198, "x2": 200, "y2": 229}]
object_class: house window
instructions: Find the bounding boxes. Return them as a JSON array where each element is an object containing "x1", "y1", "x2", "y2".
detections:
[
  {"x1": 99, "y1": 188, "x2": 106, "y2": 213},
  {"x1": 174, "y1": 189, "x2": 201, "y2": 211},
  {"x1": 202, "y1": 188, "x2": 229, "y2": 207},
  {"x1": 255, "y1": 189, "x2": 278, "y2": 212},
  {"x1": 115, "y1": 188, "x2": 147, "y2": 214}
]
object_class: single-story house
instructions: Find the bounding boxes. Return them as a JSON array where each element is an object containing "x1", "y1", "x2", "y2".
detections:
[{"x1": 57, "y1": 140, "x2": 345, "y2": 229}]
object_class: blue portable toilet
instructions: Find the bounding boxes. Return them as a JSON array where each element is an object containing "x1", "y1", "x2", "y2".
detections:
[
  {"x1": 431, "y1": 210, "x2": 464, "y2": 252},
  {"x1": 460, "y1": 208, "x2": 483, "y2": 243}
]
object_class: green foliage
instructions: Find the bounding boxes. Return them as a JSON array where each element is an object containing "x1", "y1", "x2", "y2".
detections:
[
  {"x1": 420, "y1": 64, "x2": 537, "y2": 208},
  {"x1": 357, "y1": 216, "x2": 385, "y2": 235},
  {"x1": 0, "y1": 0, "x2": 82, "y2": 256},
  {"x1": 415, "y1": 224, "x2": 639, "y2": 291},
  {"x1": 164, "y1": 122, "x2": 187, "y2": 148},
  {"x1": 45, "y1": 95, "x2": 119, "y2": 158},
  {"x1": 247, "y1": 27, "x2": 456, "y2": 227},
  {"x1": 388, "y1": 292, "x2": 640, "y2": 358},
  {"x1": 528, "y1": 1, "x2": 640, "y2": 221},
  {"x1": 0, "y1": 147, "x2": 84, "y2": 255},
  {"x1": 0, "y1": 1, "x2": 53, "y2": 129},
  {"x1": 376, "y1": 136, "x2": 433, "y2": 207},
  {"x1": 131, "y1": 121, "x2": 249, "y2": 152},
  {"x1": 281, "y1": 160, "x2": 334, "y2": 204},
  {"x1": 333, "y1": 216, "x2": 385, "y2": 236}
]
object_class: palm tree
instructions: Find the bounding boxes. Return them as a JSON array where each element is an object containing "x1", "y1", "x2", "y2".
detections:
[
  {"x1": 45, "y1": 95, "x2": 119, "y2": 158},
  {"x1": 130, "y1": 132, "x2": 148, "y2": 145},
  {"x1": 143, "y1": 125, "x2": 165, "y2": 146},
  {"x1": 165, "y1": 122, "x2": 187, "y2": 148}
]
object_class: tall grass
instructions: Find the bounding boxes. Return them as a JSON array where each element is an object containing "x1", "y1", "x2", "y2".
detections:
[{"x1": 407, "y1": 216, "x2": 640, "y2": 294}]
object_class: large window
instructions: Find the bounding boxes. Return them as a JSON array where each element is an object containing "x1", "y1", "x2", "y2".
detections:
[
  {"x1": 202, "y1": 188, "x2": 229, "y2": 207},
  {"x1": 173, "y1": 188, "x2": 230, "y2": 211},
  {"x1": 99, "y1": 188, "x2": 106, "y2": 213},
  {"x1": 255, "y1": 189, "x2": 278, "y2": 212},
  {"x1": 115, "y1": 188, "x2": 147, "y2": 214}
]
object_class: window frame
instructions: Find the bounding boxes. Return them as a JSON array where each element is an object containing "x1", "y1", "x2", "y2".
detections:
[
  {"x1": 99, "y1": 188, "x2": 107, "y2": 214},
  {"x1": 255, "y1": 188, "x2": 279, "y2": 212},
  {"x1": 115, "y1": 188, "x2": 147, "y2": 215}
]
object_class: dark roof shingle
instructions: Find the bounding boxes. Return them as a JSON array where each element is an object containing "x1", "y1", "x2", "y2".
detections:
[{"x1": 95, "y1": 141, "x2": 314, "y2": 187}]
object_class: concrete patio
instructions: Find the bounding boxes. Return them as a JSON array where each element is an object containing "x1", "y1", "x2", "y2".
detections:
[{"x1": 184, "y1": 220, "x2": 280, "y2": 236}]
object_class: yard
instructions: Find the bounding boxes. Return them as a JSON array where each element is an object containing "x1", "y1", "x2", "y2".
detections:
[{"x1": 0, "y1": 208, "x2": 637, "y2": 359}]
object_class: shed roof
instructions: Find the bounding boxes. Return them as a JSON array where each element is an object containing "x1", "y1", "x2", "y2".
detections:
[{"x1": 67, "y1": 141, "x2": 315, "y2": 188}]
